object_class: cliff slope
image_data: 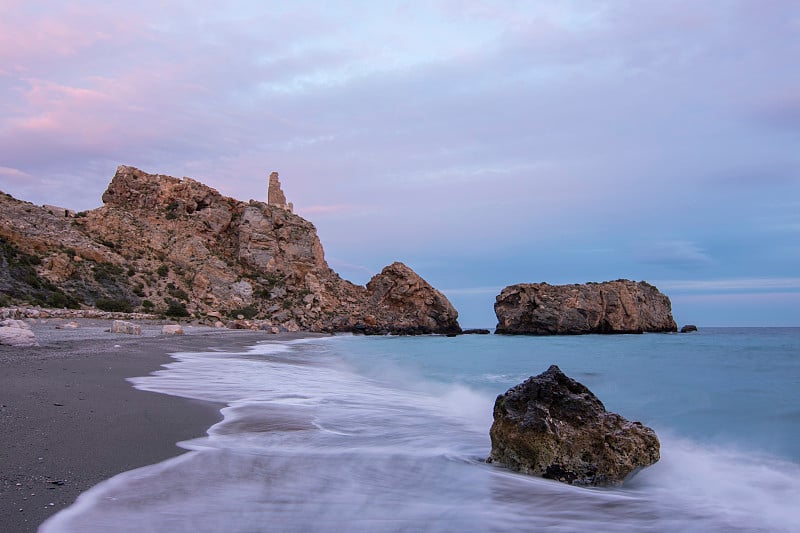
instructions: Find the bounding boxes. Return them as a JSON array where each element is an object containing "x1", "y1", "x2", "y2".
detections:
[
  {"x1": 494, "y1": 280, "x2": 676, "y2": 335},
  {"x1": 0, "y1": 166, "x2": 460, "y2": 334}
]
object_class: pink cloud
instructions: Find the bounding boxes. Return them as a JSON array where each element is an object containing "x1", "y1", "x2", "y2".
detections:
[
  {"x1": 13, "y1": 113, "x2": 59, "y2": 133},
  {"x1": 0, "y1": 10, "x2": 108, "y2": 65},
  {"x1": 20, "y1": 79, "x2": 109, "y2": 107},
  {"x1": 0, "y1": 63, "x2": 208, "y2": 163},
  {"x1": 3, "y1": 79, "x2": 117, "y2": 147},
  {"x1": 0, "y1": 166, "x2": 34, "y2": 185},
  {"x1": 6, "y1": 79, "x2": 115, "y2": 138}
]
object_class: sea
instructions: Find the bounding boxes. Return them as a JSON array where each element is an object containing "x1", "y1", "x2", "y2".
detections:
[{"x1": 41, "y1": 328, "x2": 800, "y2": 532}]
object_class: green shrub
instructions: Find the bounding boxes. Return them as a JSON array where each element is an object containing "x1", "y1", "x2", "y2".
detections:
[
  {"x1": 46, "y1": 291, "x2": 80, "y2": 309},
  {"x1": 95, "y1": 298, "x2": 133, "y2": 313},
  {"x1": 168, "y1": 287, "x2": 189, "y2": 301},
  {"x1": 164, "y1": 299, "x2": 189, "y2": 317},
  {"x1": 165, "y1": 202, "x2": 179, "y2": 220},
  {"x1": 264, "y1": 272, "x2": 285, "y2": 286},
  {"x1": 228, "y1": 306, "x2": 258, "y2": 319},
  {"x1": 141, "y1": 300, "x2": 154, "y2": 310},
  {"x1": 22, "y1": 271, "x2": 42, "y2": 288},
  {"x1": 157, "y1": 264, "x2": 169, "y2": 277},
  {"x1": 93, "y1": 262, "x2": 124, "y2": 283}
]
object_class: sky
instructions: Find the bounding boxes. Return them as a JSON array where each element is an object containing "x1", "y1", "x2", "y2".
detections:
[{"x1": 1, "y1": 1, "x2": 798, "y2": 327}]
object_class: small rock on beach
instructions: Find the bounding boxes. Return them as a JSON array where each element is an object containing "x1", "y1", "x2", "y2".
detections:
[
  {"x1": 111, "y1": 320, "x2": 141, "y2": 335},
  {"x1": 0, "y1": 319, "x2": 39, "y2": 347},
  {"x1": 161, "y1": 324, "x2": 184, "y2": 335}
]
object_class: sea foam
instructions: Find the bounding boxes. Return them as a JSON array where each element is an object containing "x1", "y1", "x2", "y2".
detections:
[{"x1": 42, "y1": 331, "x2": 800, "y2": 532}]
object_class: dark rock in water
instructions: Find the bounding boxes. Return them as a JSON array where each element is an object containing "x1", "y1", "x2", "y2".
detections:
[
  {"x1": 487, "y1": 365, "x2": 660, "y2": 486},
  {"x1": 462, "y1": 328, "x2": 491, "y2": 335},
  {"x1": 680, "y1": 324, "x2": 698, "y2": 333},
  {"x1": 494, "y1": 280, "x2": 677, "y2": 335}
]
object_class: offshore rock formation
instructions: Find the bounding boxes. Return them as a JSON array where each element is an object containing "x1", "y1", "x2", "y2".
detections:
[
  {"x1": 0, "y1": 166, "x2": 460, "y2": 335},
  {"x1": 494, "y1": 280, "x2": 677, "y2": 335},
  {"x1": 487, "y1": 365, "x2": 660, "y2": 486},
  {"x1": 357, "y1": 262, "x2": 461, "y2": 335}
]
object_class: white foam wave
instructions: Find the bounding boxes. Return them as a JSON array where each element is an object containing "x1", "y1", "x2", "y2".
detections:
[{"x1": 629, "y1": 432, "x2": 800, "y2": 532}]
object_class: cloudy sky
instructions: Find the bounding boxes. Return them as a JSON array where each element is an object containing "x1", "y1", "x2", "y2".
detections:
[{"x1": 1, "y1": 1, "x2": 798, "y2": 327}]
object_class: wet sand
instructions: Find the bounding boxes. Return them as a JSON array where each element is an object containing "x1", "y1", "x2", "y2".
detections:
[{"x1": 0, "y1": 319, "x2": 309, "y2": 532}]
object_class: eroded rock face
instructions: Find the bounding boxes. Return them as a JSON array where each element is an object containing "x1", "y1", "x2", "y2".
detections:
[
  {"x1": 0, "y1": 166, "x2": 461, "y2": 335},
  {"x1": 494, "y1": 280, "x2": 677, "y2": 335},
  {"x1": 487, "y1": 365, "x2": 660, "y2": 486}
]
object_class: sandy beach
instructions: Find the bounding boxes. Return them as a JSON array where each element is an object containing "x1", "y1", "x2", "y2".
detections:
[{"x1": 0, "y1": 319, "x2": 301, "y2": 532}]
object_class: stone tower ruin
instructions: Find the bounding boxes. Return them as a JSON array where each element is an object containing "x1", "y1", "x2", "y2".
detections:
[{"x1": 267, "y1": 171, "x2": 293, "y2": 212}]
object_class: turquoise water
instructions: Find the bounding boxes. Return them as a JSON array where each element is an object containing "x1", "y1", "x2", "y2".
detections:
[
  {"x1": 338, "y1": 328, "x2": 800, "y2": 461},
  {"x1": 42, "y1": 328, "x2": 800, "y2": 532}
]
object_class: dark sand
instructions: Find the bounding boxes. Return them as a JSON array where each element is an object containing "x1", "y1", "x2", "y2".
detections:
[{"x1": 0, "y1": 319, "x2": 306, "y2": 532}]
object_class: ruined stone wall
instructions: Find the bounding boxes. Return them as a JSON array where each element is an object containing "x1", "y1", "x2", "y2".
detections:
[{"x1": 267, "y1": 172, "x2": 293, "y2": 212}]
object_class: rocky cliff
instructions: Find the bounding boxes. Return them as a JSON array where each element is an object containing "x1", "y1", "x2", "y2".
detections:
[
  {"x1": 494, "y1": 280, "x2": 676, "y2": 335},
  {"x1": 0, "y1": 166, "x2": 461, "y2": 334}
]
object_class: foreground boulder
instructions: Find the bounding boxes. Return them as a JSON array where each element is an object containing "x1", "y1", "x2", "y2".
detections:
[
  {"x1": 494, "y1": 280, "x2": 677, "y2": 335},
  {"x1": 487, "y1": 365, "x2": 659, "y2": 486},
  {"x1": 0, "y1": 319, "x2": 39, "y2": 347}
]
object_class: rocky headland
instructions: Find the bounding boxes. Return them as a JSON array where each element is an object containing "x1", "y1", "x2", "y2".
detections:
[
  {"x1": 494, "y1": 280, "x2": 677, "y2": 335},
  {"x1": 0, "y1": 166, "x2": 461, "y2": 335},
  {"x1": 487, "y1": 365, "x2": 660, "y2": 486}
]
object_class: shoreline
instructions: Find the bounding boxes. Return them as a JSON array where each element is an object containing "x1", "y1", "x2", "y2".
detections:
[{"x1": 0, "y1": 319, "x2": 313, "y2": 532}]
